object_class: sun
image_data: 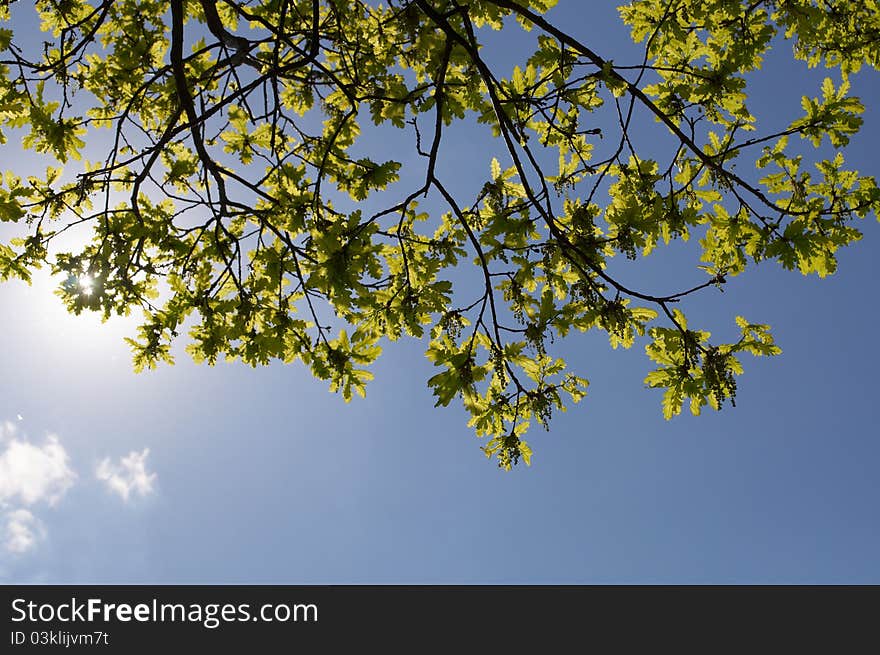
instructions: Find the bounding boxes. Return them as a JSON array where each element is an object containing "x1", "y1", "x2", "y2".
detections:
[
  {"x1": 2, "y1": 267, "x2": 140, "y2": 360},
  {"x1": 77, "y1": 274, "x2": 94, "y2": 296}
]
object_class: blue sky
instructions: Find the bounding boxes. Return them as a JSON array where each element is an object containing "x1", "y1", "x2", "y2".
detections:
[{"x1": 1, "y1": 2, "x2": 879, "y2": 583}]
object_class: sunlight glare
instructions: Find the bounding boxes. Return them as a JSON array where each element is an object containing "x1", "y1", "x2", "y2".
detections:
[{"x1": 78, "y1": 274, "x2": 93, "y2": 295}]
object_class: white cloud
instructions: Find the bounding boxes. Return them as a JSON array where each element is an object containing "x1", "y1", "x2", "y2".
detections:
[
  {"x1": 0, "y1": 421, "x2": 158, "y2": 557},
  {"x1": 0, "y1": 428, "x2": 74, "y2": 555},
  {"x1": 1, "y1": 420, "x2": 17, "y2": 441},
  {"x1": 0, "y1": 434, "x2": 76, "y2": 506},
  {"x1": 96, "y1": 449, "x2": 157, "y2": 501},
  {"x1": 2, "y1": 509, "x2": 45, "y2": 554}
]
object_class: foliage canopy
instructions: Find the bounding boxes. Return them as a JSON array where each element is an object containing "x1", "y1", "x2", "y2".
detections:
[{"x1": 1, "y1": 0, "x2": 878, "y2": 467}]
